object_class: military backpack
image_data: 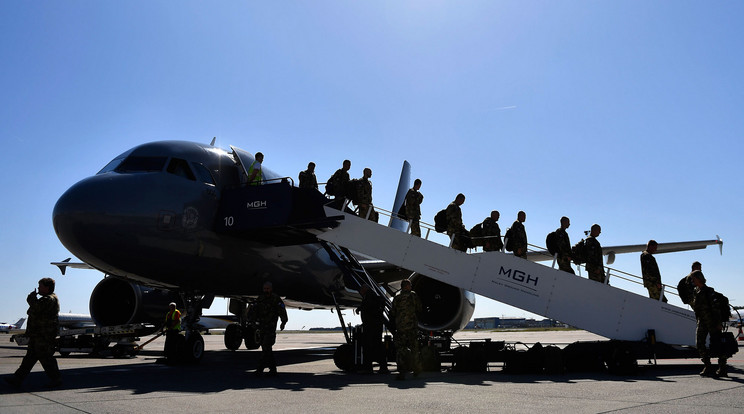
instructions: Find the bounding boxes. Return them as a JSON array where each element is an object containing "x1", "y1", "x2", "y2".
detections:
[
  {"x1": 571, "y1": 239, "x2": 587, "y2": 264},
  {"x1": 712, "y1": 291, "x2": 731, "y2": 322},
  {"x1": 504, "y1": 228, "x2": 515, "y2": 252},
  {"x1": 434, "y1": 209, "x2": 447, "y2": 233},
  {"x1": 546, "y1": 231, "x2": 559, "y2": 255},
  {"x1": 676, "y1": 276, "x2": 695, "y2": 305}
]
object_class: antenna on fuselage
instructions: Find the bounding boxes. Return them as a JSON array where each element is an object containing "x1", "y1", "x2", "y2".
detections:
[{"x1": 210, "y1": 136, "x2": 216, "y2": 146}]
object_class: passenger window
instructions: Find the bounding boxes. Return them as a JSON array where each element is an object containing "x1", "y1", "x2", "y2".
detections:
[
  {"x1": 166, "y1": 158, "x2": 196, "y2": 181},
  {"x1": 192, "y1": 162, "x2": 216, "y2": 185}
]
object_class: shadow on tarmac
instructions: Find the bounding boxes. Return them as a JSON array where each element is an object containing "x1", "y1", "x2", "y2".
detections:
[{"x1": 3, "y1": 347, "x2": 743, "y2": 394}]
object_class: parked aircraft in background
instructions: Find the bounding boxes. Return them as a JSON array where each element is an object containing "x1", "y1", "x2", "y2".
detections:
[
  {"x1": 51, "y1": 140, "x2": 722, "y2": 361},
  {"x1": 0, "y1": 318, "x2": 25, "y2": 333}
]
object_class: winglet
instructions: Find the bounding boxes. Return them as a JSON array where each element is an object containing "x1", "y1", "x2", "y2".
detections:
[
  {"x1": 717, "y1": 235, "x2": 723, "y2": 255},
  {"x1": 54, "y1": 258, "x2": 72, "y2": 275}
]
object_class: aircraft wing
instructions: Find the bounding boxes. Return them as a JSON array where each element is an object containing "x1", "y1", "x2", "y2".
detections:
[{"x1": 527, "y1": 237, "x2": 723, "y2": 264}]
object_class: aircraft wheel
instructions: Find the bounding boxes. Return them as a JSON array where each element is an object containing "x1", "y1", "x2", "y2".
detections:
[
  {"x1": 183, "y1": 332, "x2": 205, "y2": 363},
  {"x1": 243, "y1": 325, "x2": 260, "y2": 350},
  {"x1": 224, "y1": 324, "x2": 243, "y2": 351},
  {"x1": 333, "y1": 343, "x2": 355, "y2": 372}
]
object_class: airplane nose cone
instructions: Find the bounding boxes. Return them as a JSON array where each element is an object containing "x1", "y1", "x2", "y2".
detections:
[{"x1": 53, "y1": 176, "x2": 111, "y2": 259}]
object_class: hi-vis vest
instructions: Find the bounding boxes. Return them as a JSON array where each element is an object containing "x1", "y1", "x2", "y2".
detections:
[
  {"x1": 165, "y1": 309, "x2": 181, "y2": 331},
  {"x1": 247, "y1": 161, "x2": 263, "y2": 185}
]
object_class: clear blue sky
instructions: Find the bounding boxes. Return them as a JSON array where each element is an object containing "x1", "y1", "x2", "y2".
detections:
[{"x1": 1, "y1": 2, "x2": 742, "y2": 330}]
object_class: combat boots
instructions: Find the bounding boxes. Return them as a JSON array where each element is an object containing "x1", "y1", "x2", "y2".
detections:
[
  {"x1": 699, "y1": 358, "x2": 716, "y2": 377},
  {"x1": 716, "y1": 360, "x2": 728, "y2": 378}
]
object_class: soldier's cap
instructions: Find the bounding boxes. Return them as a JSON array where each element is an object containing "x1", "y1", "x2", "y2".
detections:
[{"x1": 691, "y1": 270, "x2": 706, "y2": 283}]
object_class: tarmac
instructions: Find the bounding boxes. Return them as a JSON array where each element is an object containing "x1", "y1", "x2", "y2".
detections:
[{"x1": 1, "y1": 330, "x2": 743, "y2": 413}]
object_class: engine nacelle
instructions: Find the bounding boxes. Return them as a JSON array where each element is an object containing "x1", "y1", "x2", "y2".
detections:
[
  {"x1": 410, "y1": 275, "x2": 476, "y2": 332},
  {"x1": 89, "y1": 277, "x2": 179, "y2": 327}
]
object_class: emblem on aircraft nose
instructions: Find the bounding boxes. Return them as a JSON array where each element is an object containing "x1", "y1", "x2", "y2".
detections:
[{"x1": 182, "y1": 207, "x2": 199, "y2": 229}]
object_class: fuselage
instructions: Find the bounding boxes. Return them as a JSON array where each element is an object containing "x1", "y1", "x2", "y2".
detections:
[{"x1": 53, "y1": 141, "x2": 357, "y2": 307}]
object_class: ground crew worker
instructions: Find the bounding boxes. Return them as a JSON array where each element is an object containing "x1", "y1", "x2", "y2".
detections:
[
  {"x1": 585, "y1": 224, "x2": 605, "y2": 283},
  {"x1": 298, "y1": 162, "x2": 318, "y2": 190},
  {"x1": 690, "y1": 271, "x2": 728, "y2": 377},
  {"x1": 357, "y1": 168, "x2": 375, "y2": 221},
  {"x1": 510, "y1": 211, "x2": 528, "y2": 258},
  {"x1": 404, "y1": 179, "x2": 424, "y2": 237},
  {"x1": 253, "y1": 281, "x2": 288, "y2": 376},
  {"x1": 5, "y1": 278, "x2": 62, "y2": 388},
  {"x1": 482, "y1": 211, "x2": 504, "y2": 252},
  {"x1": 641, "y1": 240, "x2": 667, "y2": 302},
  {"x1": 247, "y1": 152, "x2": 264, "y2": 185},
  {"x1": 555, "y1": 216, "x2": 574, "y2": 274},
  {"x1": 356, "y1": 285, "x2": 389, "y2": 374},
  {"x1": 164, "y1": 302, "x2": 182, "y2": 362},
  {"x1": 446, "y1": 193, "x2": 468, "y2": 252},
  {"x1": 390, "y1": 279, "x2": 422, "y2": 380}
]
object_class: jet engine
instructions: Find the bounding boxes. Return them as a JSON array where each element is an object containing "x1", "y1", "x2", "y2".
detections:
[
  {"x1": 410, "y1": 275, "x2": 476, "y2": 332},
  {"x1": 89, "y1": 277, "x2": 178, "y2": 327}
]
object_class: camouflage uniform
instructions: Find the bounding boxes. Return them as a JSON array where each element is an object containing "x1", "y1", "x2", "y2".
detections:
[
  {"x1": 298, "y1": 169, "x2": 318, "y2": 190},
  {"x1": 446, "y1": 202, "x2": 468, "y2": 252},
  {"x1": 253, "y1": 292, "x2": 288, "y2": 374},
  {"x1": 584, "y1": 236, "x2": 605, "y2": 283},
  {"x1": 482, "y1": 217, "x2": 503, "y2": 252},
  {"x1": 359, "y1": 291, "x2": 387, "y2": 372},
  {"x1": 391, "y1": 289, "x2": 422, "y2": 377},
  {"x1": 691, "y1": 285, "x2": 726, "y2": 373},
  {"x1": 13, "y1": 291, "x2": 61, "y2": 383},
  {"x1": 404, "y1": 188, "x2": 424, "y2": 237},
  {"x1": 357, "y1": 178, "x2": 374, "y2": 221},
  {"x1": 510, "y1": 220, "x2": 528, "y2": 259},
  {"x1": 327, "y1": 168, "x2": 351, "y2": 211},
  {"x1": 641, "y1": 251, "x2": 666, "y2": 302},
  {"x1": 555, "y1": 228, "x2": 574, "y2": 274}
]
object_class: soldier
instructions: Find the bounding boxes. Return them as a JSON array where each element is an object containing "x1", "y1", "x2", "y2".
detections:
[
  {"x1": 390, "y1": 279, "x2": 422, "y2": 380},
  {"x1": 252, "y1": 281, "x2": 288, "y2": 376},
  {"x1": 247, "y1": 152, "x2": 264, "y2": 185},
  {"x1": 510, "y1": 211, "x2": 528, "y2": 259},
  {"x1": 641, "y1": 240, "x2": 667, "y2": 302},
  {"x1": 5, "y1": 278, "x2": 62, "y2": 388},
  {"x1": 357, "y1": 168, "x2": 375, "y2": 221},
  {"x1": 404, "y1": 179, "x2": 424, "y2": 237},
  {"x1": 678, "y1": 261, "x2": 702, "y2": 305},
  {"x1": 326, "y1": 160, "x2": 351, "y2": 207},
  {"x1": 555, "y1": 216, "x2": 574, "y2": 274},
  {"x1": 355, "y1": 285, "x2": 389, "y2": 374},
  {"x1": 690, "y1": 271, "x2": 728, "y2": 377},
  {"x1": 446, "y1": 193, "x2": 468, "y2": 252},
  {"x1": 298, "y1": 162, "x2": 318, "y2": 190},
  {"x1": 482, "y1": 211, "x2": 504, "y2": 252},
  {"x1": 585, "y1": 224, "x2": 605, "y2": 283},
  {"x1": 163, "y1": 302, "x2": 182, "y2": 362}
]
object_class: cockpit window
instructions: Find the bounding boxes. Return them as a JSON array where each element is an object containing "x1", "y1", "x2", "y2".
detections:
[
  {"x1": 191, "y1": 162, "x2": 216, "y2": 185},
  {"x1": 115, "y1": 156, "x2": 168, "y2": 173},
  {"x1": 97, "y1": 149, "x2": 134, "y2": 174},
  {"x1": 166, "y1": 158, "x2": 196, "y2": 181}
]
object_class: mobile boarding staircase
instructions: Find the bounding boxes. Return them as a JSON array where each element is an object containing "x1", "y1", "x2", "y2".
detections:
[{"x1": 318, "y1": 206, "x2": 716, "y2": 373}]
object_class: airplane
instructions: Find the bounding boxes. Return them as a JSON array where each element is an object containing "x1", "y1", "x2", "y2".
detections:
[
  {"x1": 0, "y1": 318, "x2": 26, "y2": 333},
  {"x1": 51, "y1": 140, "x2": 723, "y2": 362}
]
